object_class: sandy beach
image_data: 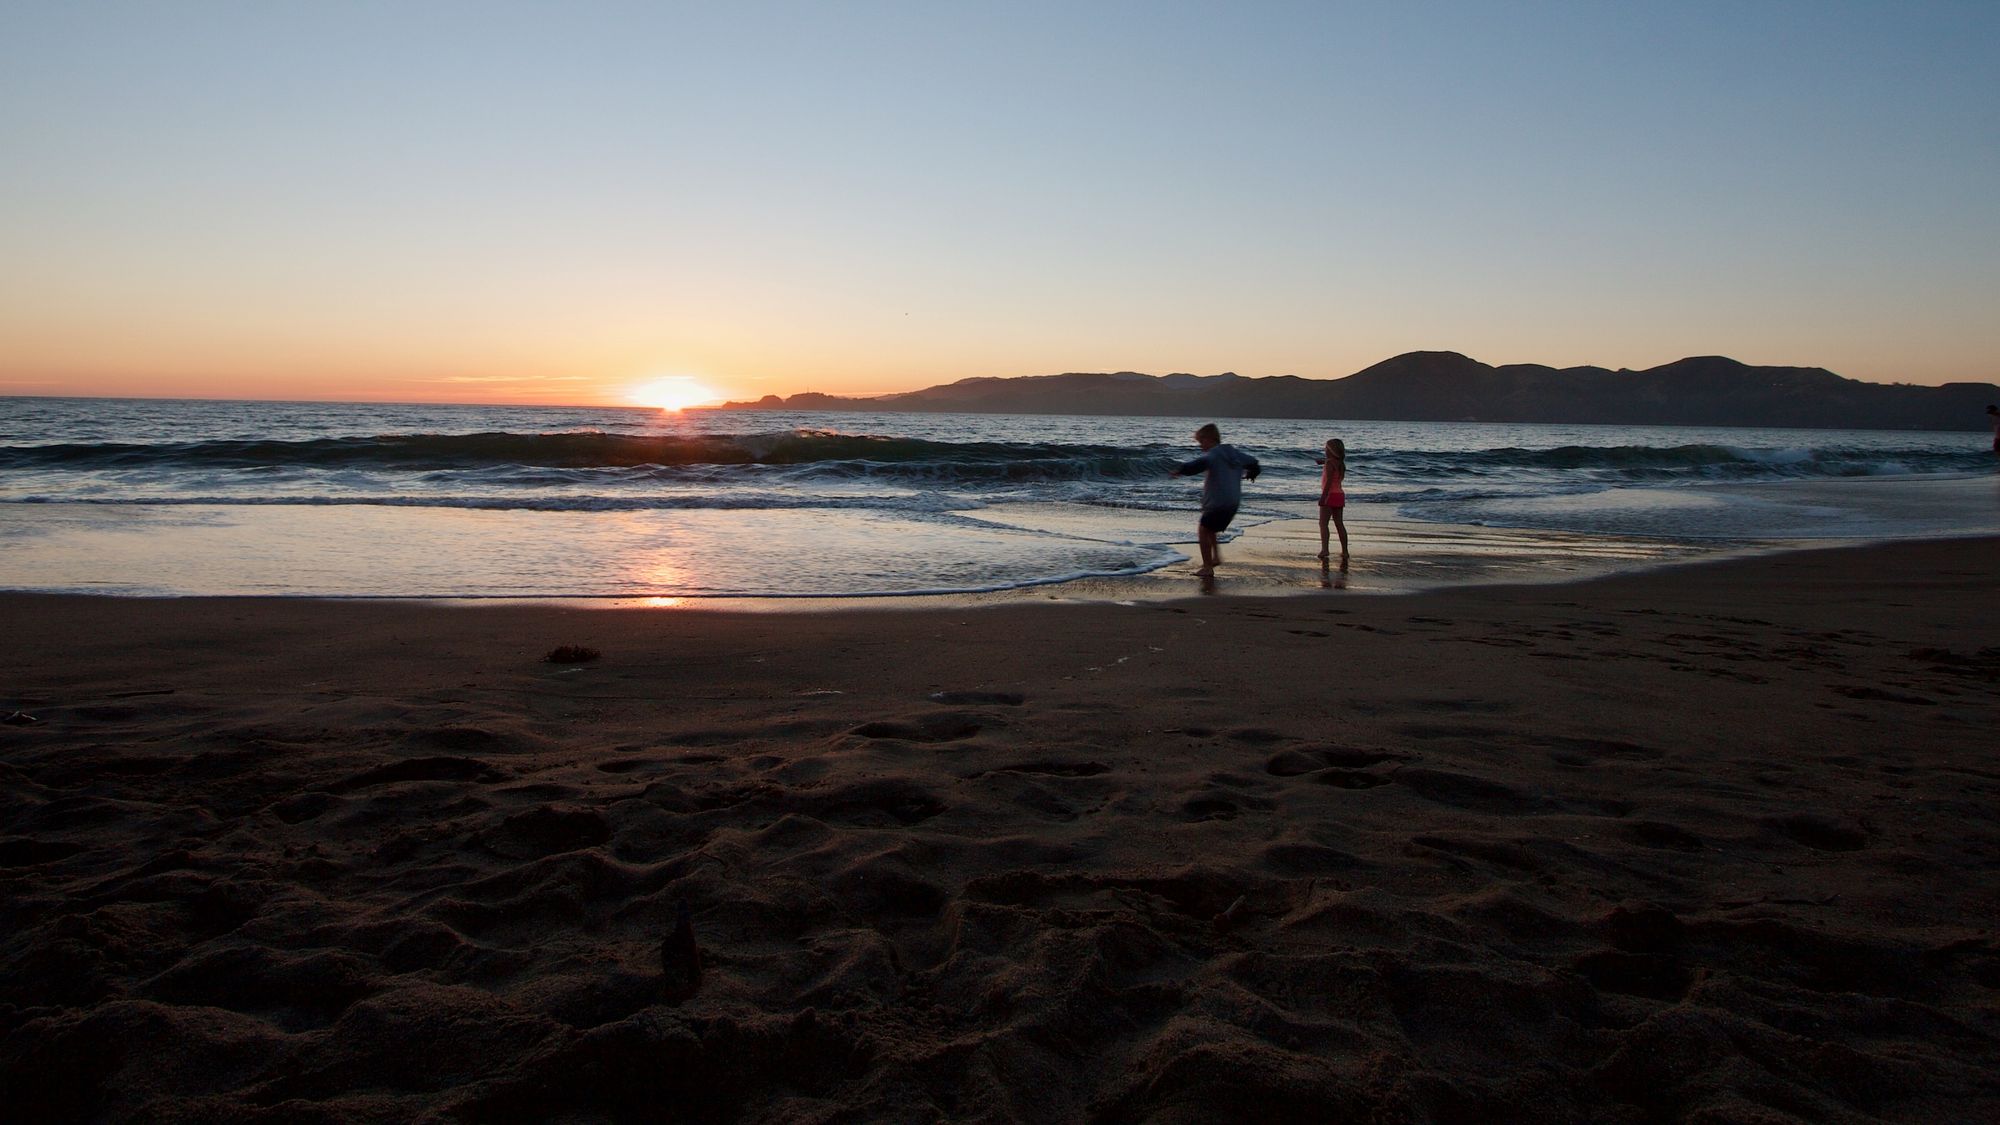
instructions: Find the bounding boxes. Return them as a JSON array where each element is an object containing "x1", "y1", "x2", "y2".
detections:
[{"x1": 3, "y1": 539, "x2": 1997, "y2": 1122}]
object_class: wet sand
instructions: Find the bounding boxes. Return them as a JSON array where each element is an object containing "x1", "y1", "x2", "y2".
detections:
[{"x1": 3, "y1": 539, "x2": 1997, "y2": 1121}]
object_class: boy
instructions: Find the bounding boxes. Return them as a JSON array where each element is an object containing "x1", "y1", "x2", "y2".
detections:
[{"x1": 1170, "y1": 423, "x2": 1260, "y2": 577}]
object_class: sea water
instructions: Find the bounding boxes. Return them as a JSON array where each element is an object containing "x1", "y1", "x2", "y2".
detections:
[{"x1": 2, "y1": 397, "x2": 1995, "y2": 599}]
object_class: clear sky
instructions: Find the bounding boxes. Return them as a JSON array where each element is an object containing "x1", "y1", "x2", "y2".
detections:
[{"x1": 2, "y1": 1, "x2": 1995, "y2": 405}]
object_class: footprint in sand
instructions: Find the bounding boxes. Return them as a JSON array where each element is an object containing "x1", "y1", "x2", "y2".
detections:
[
  {"x1": 1180, "y1": 795, "x2": 1240, "y2": 821},
  {"x1": 980, "y1": 761, "x2": 1110, "y2": 778},
  {"x1": 402, "y1": 726, "x2": 517, "y2": 753},
  {"x1": 1313, "y1": 769, "x2": 1391, "y2": 790},
  {"x1": 928, "y1": 690, "x2": 1025, "y2": 706},
  {"x1": 480, "y1": 806, "x2": 611, "y2": 858},
  {"x1": 1393, "y1": 768, "x2": 1542, "y2": 813},
  {"x1": 1767, "y1": 812, "x2": 1869, "y2": 851},
  {"x1": 1265, "y1": 748, "x2": 1399, "y2": 776},
  {"x1": 831, "y1": 853, "x2": 948, "y2": 916},
  {"x1": 849, "y1": 712, "x2": 986, "y2": 742},
  {"x1": 784, "y1": 777, "x2": 947, "y2": 827},
  {"x1": 1178, "y1": 787, "x2": 1277, "y2": 822},
  {"x1": 271, "y1": 791, "x2": 339, "y2": 824},
  {"x1": 1621, "y1": 821, "x2": 1703, "y2": 852},
  {"x1": 0, "y1": 838, "x2": 84, "y2": 866},
  {"x1": 1535, "y1": 735, "x2": 1664, "y2": 764},
  {"x1": 1573, "y1": 948, "x2": 1693, "y2": 1001},
  {"x1": 1395, "y1": 721, "x2": 1509, "y2": 742},
  {"x1": 327, "y1": 756, "x2": 505, "y2": 793},
  {"x1": 1832, "y1": 685, "x2": 1936, "y2": 706}
]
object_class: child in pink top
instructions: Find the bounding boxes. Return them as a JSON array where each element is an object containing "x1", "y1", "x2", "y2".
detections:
[{"x1": 1315, "y1": 438, "x2": 1348, "y2": 566}]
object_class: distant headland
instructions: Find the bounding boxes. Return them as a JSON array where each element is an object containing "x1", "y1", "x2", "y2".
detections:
[{"x1": 716, "y1": 352, "x2": 1999, "y2": 431}]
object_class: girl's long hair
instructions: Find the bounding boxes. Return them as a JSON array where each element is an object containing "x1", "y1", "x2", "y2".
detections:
[{"x1": 1325, "y1": 438, "x2": 1345, "y2": 468}]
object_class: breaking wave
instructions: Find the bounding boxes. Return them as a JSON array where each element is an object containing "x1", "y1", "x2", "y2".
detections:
[{"x1": 0, "y1": 429, "x2": 1178, "y2": 482}]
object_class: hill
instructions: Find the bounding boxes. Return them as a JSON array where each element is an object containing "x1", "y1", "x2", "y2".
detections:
[{"x1": 717, "y1": 352, "x2": 1999, "y2": 430}]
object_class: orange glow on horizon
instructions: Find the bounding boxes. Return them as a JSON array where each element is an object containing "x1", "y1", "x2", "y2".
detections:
[{"x1": 625, "y1": 376, "x2": 721, "y2": 412}]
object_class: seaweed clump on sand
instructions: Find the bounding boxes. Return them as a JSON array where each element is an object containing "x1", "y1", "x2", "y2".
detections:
[{"x1": 544, "y1": 645, "x2": 601, "y2": 664}]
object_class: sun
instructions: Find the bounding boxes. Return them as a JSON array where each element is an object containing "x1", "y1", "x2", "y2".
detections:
[{"x1": 626, "y1": 376, "x2": 719, "y2": 412}]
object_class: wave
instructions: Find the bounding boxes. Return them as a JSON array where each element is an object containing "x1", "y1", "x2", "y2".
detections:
[
  {"x1": 6, "y1": 434, "x2": 1985, "y2": 499},
  {"x1": 1372, "y1": 443, "x2": 1985, "y2": 481},
  {"x1": 0, "y1": 492, "x2": 965, "y2": 513},
  {"x1": 0, "y1": 429, "x2": 1178, "y2": 481}
]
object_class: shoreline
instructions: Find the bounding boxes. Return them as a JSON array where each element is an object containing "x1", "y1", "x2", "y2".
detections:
[
  {"x1": 4, "y1": 536, "x2": 1997, "y2": 1120},
  {"x1": 2, "y1": 523, "x2": 1984, "y2": 614},
  {"x1": 1, "y1": 532, "x2": 1992, "y2": 625},
  {"x1": 4, "y1": 467, "x2": 1994, "y2": 604}
]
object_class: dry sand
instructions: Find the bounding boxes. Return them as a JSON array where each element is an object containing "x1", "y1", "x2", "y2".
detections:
[{"x1": 3, "y1": 539, "x2": 1997, "y2": 1122}]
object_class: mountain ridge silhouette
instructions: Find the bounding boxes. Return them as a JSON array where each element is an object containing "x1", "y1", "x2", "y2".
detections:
[{"x1": 720, "y1": 352, "x2": 1998, "y2": 431}]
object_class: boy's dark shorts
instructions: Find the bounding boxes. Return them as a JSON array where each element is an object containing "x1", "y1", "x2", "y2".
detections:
[{"x1": 1199, "y1": 506, "x2": 1238, "y2": 532}]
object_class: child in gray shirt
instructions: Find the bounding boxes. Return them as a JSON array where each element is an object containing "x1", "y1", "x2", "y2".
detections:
[{"x1": 1171, "y1": 422, "x2": 1260, "y2": 576}]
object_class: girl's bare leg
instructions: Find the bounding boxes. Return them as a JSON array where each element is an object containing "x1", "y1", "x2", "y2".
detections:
[
  {"x1": 1317, "y1": 506, "x2": 1331, "y2": 559},
  {"x1": 1333, "y1": 509, "x2": 1349, "y2": 565}
]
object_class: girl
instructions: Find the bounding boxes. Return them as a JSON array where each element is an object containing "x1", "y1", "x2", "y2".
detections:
[{"x1": 1315, "y1": 438, "x2": 1348, "y2": 565}]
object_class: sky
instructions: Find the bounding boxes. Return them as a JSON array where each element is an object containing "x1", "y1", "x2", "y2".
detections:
[{"x1": 2, "y1": 1, "x2": 1996, "y2": 406}]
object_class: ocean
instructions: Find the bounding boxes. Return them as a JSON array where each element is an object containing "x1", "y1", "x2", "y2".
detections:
[{"x1": 2, "y1": 396, "x2": 1996, "y2": 600}]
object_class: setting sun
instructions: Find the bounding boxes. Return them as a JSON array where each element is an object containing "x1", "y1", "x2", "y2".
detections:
[{"x1": 626, "y1": 376, "x2": 720, "y2": 412}]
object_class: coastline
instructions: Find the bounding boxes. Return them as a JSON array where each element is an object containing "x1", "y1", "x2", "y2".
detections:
[{"x1": 4, "y1": 537, "x2": 1998, "y2": 1120}]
